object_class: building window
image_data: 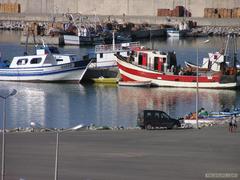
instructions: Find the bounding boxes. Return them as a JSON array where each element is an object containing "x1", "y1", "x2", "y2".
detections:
[{"x1": 100, "y1": 53, "x2": 103, "y2": 58}]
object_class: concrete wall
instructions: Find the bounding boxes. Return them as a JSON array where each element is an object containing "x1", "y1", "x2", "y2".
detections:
[{"x1": 1, "y1": 0, "x2": 240, "y2": 17}]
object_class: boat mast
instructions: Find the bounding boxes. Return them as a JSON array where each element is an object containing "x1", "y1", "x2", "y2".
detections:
[{"x1": 112, "y1": 31, "x2": 115, "y2": 51}]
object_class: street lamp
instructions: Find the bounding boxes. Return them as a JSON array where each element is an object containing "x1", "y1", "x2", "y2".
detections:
[
  {"x1": 30, "y1": 122, "x2": 84, "y2": 180},
  {"x1": 196, "y1": 40, "x2": 209, "y2": 129},
  {"x1": 0, "y1": 89, "x2": 17, "y2": 180}
]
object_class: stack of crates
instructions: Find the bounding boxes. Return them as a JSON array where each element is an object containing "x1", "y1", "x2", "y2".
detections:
[
  {"x1": 204, "y1": 7, "x2": 240, "y2": 18},
  {"x1": 0, "y1": 2, "x2": 21, "y2": 13},
  {"x1": 157, "y1": 6, "x2": 189, "y2": 17}
]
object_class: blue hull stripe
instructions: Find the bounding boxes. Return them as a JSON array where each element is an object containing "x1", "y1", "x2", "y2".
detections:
[{"x1": 0, "y1": 66, "x2": 86, "y2": 77}]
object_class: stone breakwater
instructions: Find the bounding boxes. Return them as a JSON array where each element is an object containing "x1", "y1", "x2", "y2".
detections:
[{"x1": 1, "y1": 13, "x2": 240, "y2": 26}]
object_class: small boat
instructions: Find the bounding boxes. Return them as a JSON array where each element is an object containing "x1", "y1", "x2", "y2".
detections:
[
  {"x1": 184, "y1": 118, "x2": 225, "y2": 126},
  {"x1": 209, "y1": 108, "x2": 240, "y2": 118},
  {"x1": 61, "y1": 34, "x2": 104, "y2": 46},
  {"x1": 118, "y1": 80, "x2": 151, "y2": 87},
  {"x1": 0, "y1": 45, "x2": 90, "y2": 82},
  {"x1": 166, "y1": 28, "x2": 187, "y2": 37},
  {"x1": 82, "y1": 39, "x2": 140, "y2": 82},
  {"x1": 92, "y1": 76, "x2": 118, "y2": 84},
  {"x1": 115, "y1": 35, "x2": 238, "y2": 89}
]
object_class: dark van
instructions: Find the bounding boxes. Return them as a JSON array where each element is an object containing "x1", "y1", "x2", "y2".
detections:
[{"x1": 137, "y1": 110, "x2": 181, "y2": 130}]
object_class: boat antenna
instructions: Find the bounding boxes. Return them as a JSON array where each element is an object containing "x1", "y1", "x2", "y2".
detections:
[{"x1": 41, "y1": 38, "x2": 46, "y2": 47}]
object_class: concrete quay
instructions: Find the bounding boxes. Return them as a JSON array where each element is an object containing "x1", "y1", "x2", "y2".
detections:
[{"x1": 2, "y1": 125, "x2": 240, "y2": 180}]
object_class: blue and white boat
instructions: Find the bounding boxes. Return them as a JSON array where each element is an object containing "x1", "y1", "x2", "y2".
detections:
[{"x1": 0, "y1": 45, "x2": 90, "y2": 82}]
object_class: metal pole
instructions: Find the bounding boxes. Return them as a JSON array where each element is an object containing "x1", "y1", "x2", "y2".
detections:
[
  {"x1": 54, "y1": 131, "x2": 59, "y2": 180},
  {"x1": 1, "y1": 98, "x2": 5, "y2": 180},
  {"x1": 196, "y1": 47, "x2": 199, "y2": 129}
]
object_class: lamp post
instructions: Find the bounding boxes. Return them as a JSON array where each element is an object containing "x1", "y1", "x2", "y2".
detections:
[
  {"x1": 0, "y1": 89, "x2": 17, "y2": 180},
  {"x1": 30, "y1": 122, "x2": 83, "y2": 180},
  {"x1": 196, "y1": 40, "x2": 209, "y2": 129},
  {"x1": 196, "y1": 46, "x2": 199, "y2": 129}
]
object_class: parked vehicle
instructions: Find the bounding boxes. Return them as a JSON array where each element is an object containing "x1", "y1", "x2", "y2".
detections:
[{"x1": 137, "y1": 110, "x2": 181, "y2": 130}]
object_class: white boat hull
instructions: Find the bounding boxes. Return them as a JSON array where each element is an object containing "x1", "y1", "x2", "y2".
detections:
[
  {"x1": 0, "y1": 61, "x2": 88, "y2": 82},
  {"x1": 167, "y1": 30, "x2": 186, "y2": 37},
  {"x1": 63, "y1": 35, "x2": 80, "y2": 45}
]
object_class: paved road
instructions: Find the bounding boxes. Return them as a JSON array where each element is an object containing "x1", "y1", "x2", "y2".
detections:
[{"x1": 2, "y1": 125, "x2": 240, "y2": 180}]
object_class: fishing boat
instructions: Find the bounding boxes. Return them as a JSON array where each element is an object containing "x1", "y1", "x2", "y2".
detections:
[
  {"x1": 0, "y1": 45, "x2": 90, "y2": 82},
  {"x1": 82, "y1": 38, "x2": 140, "y2": 83},
  {"x1": 115, "y1": 35, "x2": 238, "y2": 89},
  {"x1": 166, "y1": 28, "x2": 187, "y2": 37},
  {"x1": 118, "y1": 80, "x2": 151, "y2": 87}
]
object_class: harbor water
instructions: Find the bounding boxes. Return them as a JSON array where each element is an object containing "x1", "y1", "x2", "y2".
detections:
[{"x1": 0, "y1": 30, "x2": 240, "y2": 129}]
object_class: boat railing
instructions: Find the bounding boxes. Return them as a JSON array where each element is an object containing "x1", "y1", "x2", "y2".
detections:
[{"x1": 95, "y1": 42, "x2": 140, "y2": 53}]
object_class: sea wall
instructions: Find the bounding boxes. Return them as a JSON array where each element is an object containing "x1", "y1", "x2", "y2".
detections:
[
  {"x1": 1, "y1": 0, "x2": 240, "y2": 26},
  {"x1": 1, "y1": 0, "x2": 240, "y2": 17}
]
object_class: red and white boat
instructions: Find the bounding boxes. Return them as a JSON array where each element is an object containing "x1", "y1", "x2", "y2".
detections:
[{"x1": 115, "y1": 36, "x2": 238, "y2": 89}]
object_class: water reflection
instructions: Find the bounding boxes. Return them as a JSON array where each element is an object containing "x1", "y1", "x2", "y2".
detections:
[
  {"x1": 0, "y1": 81, "x2": 238, "y2": 129},
  {"x1": 117, "y1": 87, "x2": 237, "y2": 118},
  {"x1": 0, "y1": 82, "x2": 87, "y2": 128}
]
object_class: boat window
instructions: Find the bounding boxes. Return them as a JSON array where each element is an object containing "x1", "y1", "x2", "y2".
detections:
[
  {"x1": 117, "y1": 52, "x2": 120, "y2": 55},
  {"x1": 30, "y1": 58, "x2": 42, "y2": 64},
  {"x1": 163, "y1": 57, "x2": 166, "y2": 63},
  {"x1": 56, "y1": 58, "x2": 63, "y2": 62},
  {"x1": 100, "y1": 53, "x2": 103, "y2": 58},
  {"x1": 17, "y1": 58, "x2": 28, "y2": 65},
  {"x1": 138, "y1": 53, "x2": 143, "y2": 65},
  {"x1": 154, "y1": 57, "x2": 159, "y2": 70}
]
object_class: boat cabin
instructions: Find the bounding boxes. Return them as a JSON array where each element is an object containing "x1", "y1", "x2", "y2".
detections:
[
  {"x1": 93, "y1": 42, "x2": 140, "y2": 68},
  {"x1": 10, "y1": 54, "x2": 57, "y2": 68},
  {"x1": 9, "y1": 45, "x2": 79, "y2": 68},
  {"x1": 130, "y1": 48, "x2": 177, "y2": 74}
]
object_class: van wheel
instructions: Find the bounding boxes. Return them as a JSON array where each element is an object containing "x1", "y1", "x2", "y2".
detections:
[{"x1": 145, "y1": 124, "x2": 152, "y2": 130}]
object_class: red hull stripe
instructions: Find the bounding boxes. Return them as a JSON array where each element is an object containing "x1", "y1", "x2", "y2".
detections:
[
  {"x1": 117, "y1": 61, "x2": 220, "y2": 83},
  {"x1": 121, "y1": 74, "x2": 135, "y2": 81}
]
